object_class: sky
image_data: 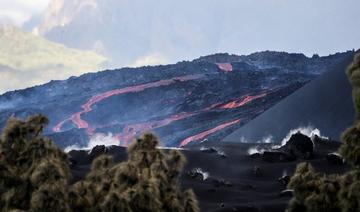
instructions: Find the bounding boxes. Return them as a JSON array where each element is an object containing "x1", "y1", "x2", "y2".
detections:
[
  {"x1": 0, "y1": 0, "x2": 359, "y2": 57},
  {"x1": 0, "y1": 0, "x2": 49, "y2": 25}
]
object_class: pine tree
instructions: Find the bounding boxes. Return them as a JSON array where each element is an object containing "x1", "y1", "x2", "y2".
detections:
[
  {"x1": 70, "y1": 133, "x2": 199, "y2": 212},
  {"x1": 0, "y1": 116, "x2": 199, "y2": 211},
  {"x1": 0, "y1": 115, "x2": 70, "y2": 211}
]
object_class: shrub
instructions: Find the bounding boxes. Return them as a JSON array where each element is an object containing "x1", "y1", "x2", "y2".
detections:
[
  {"x1": 0, "y1": 115, "x2": 69, "y2": 211},
  {"x1": 70, "y1": 133, "x2": 199, "y2": 212},
  {"x1": 0, "y1": 116, "x2": 199, "y2": 212},
  {"x1": 286, "y1": 163, "x2": 341, "y2": 212}
]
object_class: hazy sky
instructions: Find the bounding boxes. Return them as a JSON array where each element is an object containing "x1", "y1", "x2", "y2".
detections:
[
  {"x1": 0, "y1": 0, "x2": 359, "y2": 57},
  {"x1": 0, "y1": 0, "x2": 49, "y2": 25}
]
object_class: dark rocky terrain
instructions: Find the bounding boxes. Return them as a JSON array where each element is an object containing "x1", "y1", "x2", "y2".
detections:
[
  {"x1": 0, "y1": 51, "x2": 354, "y2": 149},
  {"x1": 224, "y1": 51, "x2": 356, "y2": 143},
  {"x1": 68, "y1": 133, "x2": 349, "y2": 212}
]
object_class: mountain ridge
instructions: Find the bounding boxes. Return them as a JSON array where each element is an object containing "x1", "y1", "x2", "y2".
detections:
[
  {"x1": 0, "y1": 51, "x2": 353, "y2": 148},
  {"x1": 223, "y1": 51, "x2": 357, "y2": 143},
  {"x1": 1, "y1": 50, "x2": 354, "y2": 96}
]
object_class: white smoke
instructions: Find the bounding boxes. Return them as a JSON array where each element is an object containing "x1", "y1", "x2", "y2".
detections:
[
  {"x1": 216, "y1": 150, "x2": 227, "y2": 157},
  {"x1": 157, "y1": 146, "x2": 185, "y2": 150},
  {"x1": 244, "y1": 126, "x2": 327, "y2": 145},
  {"x1": 200, "y1": 146, "x2": 209, "y2": 151},
  {"x1": 240, "y1": 135, "x2": 273, "y2": 144},
  {"x1": 64, "y1": 133, "x2": 120, "y2": 152},
  {"x1": 282, "y1": 169, "x2": 288, "y2": 177},
  {"x1": 258, "y1": 135, "x2": 273, "y2": 144},
  {"x1": 0, "y1": 98, "x2": 22, "y2": 110},
  {"x1": 64, "y1": 144, "x2": 81, "y2": 153},
  {"x1": 192, "y1": 168, "x2": 210, "y2": 181},
  {"x1": 200, "y1": 146, "x2": 227, "y2": 157},
  {"x1": 280, "y1": 126, "x2": 328, "y2": 146},
  {"x1": 247, "y1": 146, "x2": 266, "y2": 155},
  {"x1": 130, "y1": 52, "x2": 168, "y2": 67},
  {"x1": 239, "y1": 136, "x2": 249, "y2": 143},
  {"x1": 64, "y1": 133, "x2": 187, "y2": 153},
  {"x1": 246, "y1": 126, "x2": 328, "y2": 154},
  {"x1": 200, "y1": 138, "x2": 208, "y2": 143}
]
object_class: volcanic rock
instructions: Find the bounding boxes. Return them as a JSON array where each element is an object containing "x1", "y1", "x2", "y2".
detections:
[
  {"x1": 200, "y1": 147, "x2": 218, "y2": 153},
  {"x1": 326, "y1": 153, "x2": 345, "y2": 165},
  {"x1": 253, "y1": 166, "x2": 261, "y2": 176},
  {"x1": 278, "y1": 175, "x2": 291, "y2": 186},
  {"x1": 217, "y1": 150, "x2": 227, "y2": 158},
  {"x1": 279, "y1": 189, "x2": 294, "y2": 197},
  {"x1": 281, "y1": 132, "x2": 314, "y2": 159},
  {"x1": 249, "y1": 152, "x2": 262, "y2": 158},
  {"x1": 187, "y1": 168, "x2": 209, "y2": 181},
  {"x1": 262, "y1": 151, "x2": 295, "y2": 163},
  {"x1": 69, "y1": 157, "x2": 77, "y2": 168},
  {"x1": 212, "y1": 178, "x2": 233, "y2": 187},
  {"x1": 89, "y1": 145, "x2": 107, "y2": 159}
]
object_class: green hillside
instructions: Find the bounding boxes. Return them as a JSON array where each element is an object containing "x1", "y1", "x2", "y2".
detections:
[{"x1": 0, "y1": 25, "x2": 108, "y2": 93}]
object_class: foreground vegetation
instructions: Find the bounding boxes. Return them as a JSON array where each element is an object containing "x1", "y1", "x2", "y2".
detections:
[
  {"x1": 0, "y1": 115, "x2": 199, "y2": 211},
  {"x1": 287, "y1": 53, "x2": 360, "y2": 212}
]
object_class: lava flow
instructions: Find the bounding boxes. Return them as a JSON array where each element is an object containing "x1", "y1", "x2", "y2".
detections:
[
  {"x1": 53, "y1": 119, "x2": 69, "y2": 133},
  {"x1": 221, "y1": 93, "x2": 267, "y2": 109},
  {"x1": 114, "y1": 91, "x2": 267, "y2": 145},
  {"x1": 54, "y1": 75, "x2": 272, "y2": 147},
  {"x1": 216, "y1": 63, "x2": 233, "y2": 72},
  {"x1": 117, "y1": 112, "x2": 196, "y2": 146},
  {"x1": 179, "y1": 119, "x2": 241, "y2": 147},
  {"x1": 53, "y1": 74, "x2": 204, "y2": 133}
]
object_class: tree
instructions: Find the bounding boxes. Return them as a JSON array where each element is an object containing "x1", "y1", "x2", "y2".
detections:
[
  {"x1": 70, "y1": 133, "x2": 199, "y2": 212},
  {"x1": 0, "y1": 115, "x2": 70, "y2": 211},
  {"x1": 0, "y1": 116, "x2": 199, "y2": 212}
]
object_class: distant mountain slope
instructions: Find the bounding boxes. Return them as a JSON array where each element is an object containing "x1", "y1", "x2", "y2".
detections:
[
  {"x1": 0, "y1": 25, "x2": 108, "y2": 93},
  {"x1": 0, "y1": 51, "x2": 352, "y2": 148},
  {"x1": 36, "y1": 0, "x2": 223, "y2": 66},
  {"x1": 223, "y1": 51, "x2": 357, "y2": 143}
]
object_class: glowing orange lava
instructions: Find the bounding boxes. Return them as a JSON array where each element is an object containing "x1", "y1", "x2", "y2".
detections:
[
  {"x1": 179, "y1": 119, "x2": 241, "y2": 147},
  {"x1": 117, "y1": 112, "x2": 195, "y2": 146},
  {"x1": 53, "y1": 74, "x2": 204, "y2": 133},
  {"x1": 216, "y1": 63, "x2": 233, "y2": 72},
  {"x1": 53, "y1": 72, "x2": 273, "y2": 147},
  {"x1": 53, "y1": 119, "x2": 68, "y2": 133},
  {"x1": 221, "y1": 93, "x2": 267, "y2": 109},
  {"x1": 115, "y1": 102, "x2": 223, "y2": 145}
]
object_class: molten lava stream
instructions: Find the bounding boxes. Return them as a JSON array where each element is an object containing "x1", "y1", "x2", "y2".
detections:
[
  {"x1": 53, "y1": 74, "x2": 204, "y2": 133},
  {"x1": 221, "y1": 93, "x2": 267, "y2": 109},
  {"x1": 216, "y1": 63, "x2": 233, "y2": 72},
  {"x1": 53, "y1": 118, "x2": 69, "y2": 132},
  {"x1": 54, "y1": 77, "x2": 272, "y2": 147},
  {"x1": 179, "y1": 119, "x2": 241, "y2": 147},
  {"x1": 113, "y1": 92, "x2": 261, "y2": 146},
  {"x1": 117, "y1": 112, "x2": 196, "y2": 146}
]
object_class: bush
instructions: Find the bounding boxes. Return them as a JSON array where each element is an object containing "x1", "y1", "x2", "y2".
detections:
[
  {"x1": 286, "y1": 163, "x2": 341, "y2": 212},
  {"x1": 338, "y1": 170, "x2": 360, "y2": 212},
  {"x1": 70, "y1": 133, "x2": 199, "y2": 212},
  {"x1": 0, "y1": 116, "x2": 199, "y2": 212},
  {"x1": 0, "y1": 115, "x2": 69, "y2": 211}
]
